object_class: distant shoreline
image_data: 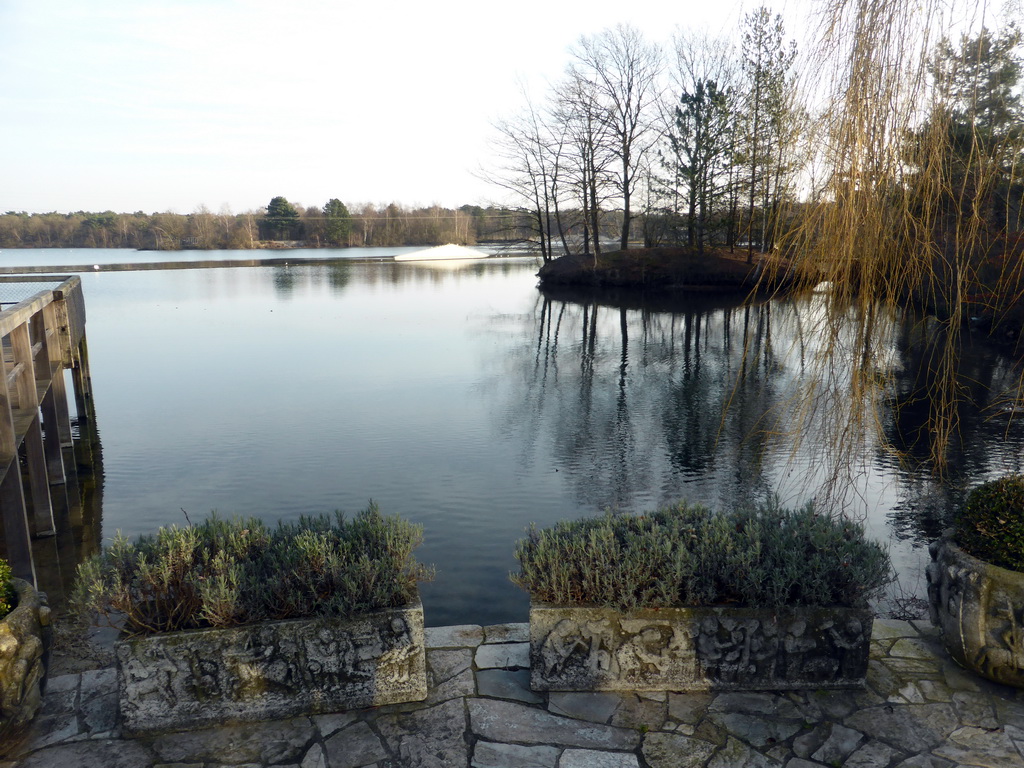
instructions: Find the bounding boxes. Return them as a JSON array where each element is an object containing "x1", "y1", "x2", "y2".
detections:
[{"x1": 0, "y1": 252, "x2": 535, "y2": 274}]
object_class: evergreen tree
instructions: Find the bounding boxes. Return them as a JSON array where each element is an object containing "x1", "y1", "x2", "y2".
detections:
[
  {"x1": 667, "y1": 78, "x2": 733, "y2": 253},
  {"x1": 264, "y1": 196, "x2": 300, "y2": 240},
  {"x1": 924, "y1": 26, "x2": 1024, "y2": 234},
  {"x1": 323, "y1": 199, "x2": 352, "y2": 246},
  {"x1": 740, "y1": 7, "x2": 796, "y2": 261}
]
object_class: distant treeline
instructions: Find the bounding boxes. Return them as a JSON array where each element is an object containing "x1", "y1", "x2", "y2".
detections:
[{"x1": 0, "y1": 202, "x2": 544, "y2": 250}]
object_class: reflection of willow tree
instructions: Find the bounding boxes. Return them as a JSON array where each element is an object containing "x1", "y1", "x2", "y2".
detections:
[
  {"x1": 883, "y1": 314, "x2": 1024, "y2": 539},
  {"x1": 502, "y1": 280, "x2": 1024, "y2": 536},
  {"x1": 509, "y1": 287, "x2": 791, "y2": 512}
]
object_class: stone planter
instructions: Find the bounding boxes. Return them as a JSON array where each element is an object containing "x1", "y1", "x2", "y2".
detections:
[
  {"x1": 530, "y1": 602, "x2": 873, "y2": 692},
  {"x1": 117, "y1": 598, "x2": 427, "y2": 734},
  {"x1": 927, "y1": 535, "x2": 1024, "y2": 687},
  {"x1": 0, "y1": 579, "x2": 51, "y2": 743}
]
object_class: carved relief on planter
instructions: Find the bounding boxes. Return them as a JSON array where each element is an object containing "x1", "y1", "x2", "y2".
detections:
[
  {"x1": 117, "y1": 599, "x2": 427, "y2": 734},
  {"x1": 530, "y1": 603, "x2": 872, "y2": 692},
  {"x1": 0, "y1": 579, "x2": 51, "y2": 746},
  {"x1": 927, "y1": 536, "x2": 1024, "y2": 688}
]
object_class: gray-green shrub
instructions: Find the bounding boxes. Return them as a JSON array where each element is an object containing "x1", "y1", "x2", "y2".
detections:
[
  {"x1": 0, "y1": 558, "x2": 13, "y2": 620},
  {"x1": 954, "y1": 475, "x2": 1024, "y2": 572},
  {"x1": 512, "y1": 503, "x2": 892, "y2": 610},
  {"x1": 72, "y1": 503, "x2": 434, "y2": 635}
]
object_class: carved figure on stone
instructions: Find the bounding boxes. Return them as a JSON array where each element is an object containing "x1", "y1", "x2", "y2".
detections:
[
  {"x1": 616, "y1": 625, "x2": 674, "y2": 679},
  {"x1": 305, "y1": 626, "x2": 358, "y2": 687},
  {"x1": 120, "y1": 643, "x2": 183, "y2": 708},
  {"x1": 780, "y1": 620, "x2": 817, "y2": 681},
  {"x1": 541, "y1": 618, "x2": 618, "y2": 678},
  {"x1": 827, "y1": 617, "x2": 867, "y2": 679},
  {"x1": 697, "y1": 617, "x2": 767, "y2": 682},
  {"x1": 744, "y1": 620, "x2": 779, "y2": 680},
  {"x1": 188, "y1": 655, "x2": 224, "y2": 700},
  {"x1": 973, "y1": 600, "x2": 1024, "y2": 685},
  {"x1": 378, "y1": 643, "x2": 419, "y2": 684},
  {"x1": 353, "y1": 627, "x2": 385, "y2": 665}
]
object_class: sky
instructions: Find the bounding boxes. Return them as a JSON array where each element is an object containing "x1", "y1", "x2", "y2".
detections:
[{"x1": 1, "y1": 0, "x2": 789, "y2": 215}]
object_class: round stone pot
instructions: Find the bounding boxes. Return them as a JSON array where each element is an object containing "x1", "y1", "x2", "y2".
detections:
[
  {"x1": 0, "y1": 579, "x2": 51, "y2": 742},
  {"x1": 927, "y1": 534, "x2": 1024, "y2": 687}
]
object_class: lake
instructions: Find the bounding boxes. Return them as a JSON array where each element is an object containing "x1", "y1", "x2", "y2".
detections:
[{"x1": 6, "y1": 249, "x2": 1024, "y2": 626}]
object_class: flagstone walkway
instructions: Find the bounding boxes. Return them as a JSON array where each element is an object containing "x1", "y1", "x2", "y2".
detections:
[{"x1": 4, "y1": 619, "x2": 1024, "y2": 768}]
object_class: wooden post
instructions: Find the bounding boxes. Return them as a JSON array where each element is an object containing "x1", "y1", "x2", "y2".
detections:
[{"x1": 0, "y1": 352, "x2": 33, "y2": 584}]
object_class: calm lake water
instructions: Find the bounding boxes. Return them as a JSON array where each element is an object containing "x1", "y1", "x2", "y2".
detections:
[{"x1": 7, "y1": 249, "x2": 1024, "y2": 626}]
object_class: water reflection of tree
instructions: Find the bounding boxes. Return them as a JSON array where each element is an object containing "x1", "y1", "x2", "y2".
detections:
[
  {"x1": 271, "y1": 265, "x2": 296, "y2": 295},
  {"x1": 508, "y1": 286, "x2": 790, "y2": 513},
  {"x1": 499, "y1": 281, "x2": 1024, "y2": 553},
  {"x1": 883, "y1": 315, "x2": 1024, "y2": 541}
]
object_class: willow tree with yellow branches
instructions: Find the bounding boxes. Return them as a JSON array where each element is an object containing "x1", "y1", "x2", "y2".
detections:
[{"x1": 755, "y1": 0, "x2": 1024, "y2": 484}]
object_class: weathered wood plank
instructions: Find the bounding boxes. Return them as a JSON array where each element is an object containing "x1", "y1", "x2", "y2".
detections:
[
  {"x1": 8, "y1": 324, "x2": 35, "y2": 411},
  {"x1": 23, "y1": 415, "x2": 55, "y2": 537}
]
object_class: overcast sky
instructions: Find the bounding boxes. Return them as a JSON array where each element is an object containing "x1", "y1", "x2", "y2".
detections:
[{"x1": 0, "y1": 0, "x2": 796, "y2": 215}]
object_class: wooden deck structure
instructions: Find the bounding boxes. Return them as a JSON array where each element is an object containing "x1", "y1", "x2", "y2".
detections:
[{"x1": 0, "y1": 276, "x2": 96, "y2": 594}]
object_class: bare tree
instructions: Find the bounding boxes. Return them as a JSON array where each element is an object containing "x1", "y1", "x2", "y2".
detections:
[
  {"x1": 570, "y1": 24, "x2": 662, "y2": 251},
  {"x1": 556, "y1": 69, "x2": 617, "y2": 259},
  {"x1": 486, "y1": 87, "x2": 568, "y2": 262}
]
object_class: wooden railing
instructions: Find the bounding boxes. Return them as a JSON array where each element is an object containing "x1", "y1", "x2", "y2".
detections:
[{"x1": 0, "y1": 276, "x2": 93, "y2": 586}]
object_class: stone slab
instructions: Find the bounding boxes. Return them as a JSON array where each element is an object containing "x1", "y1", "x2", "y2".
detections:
[
  {"x1": 706, "y1": 711, "x2": 801, "y2": 748},
  {"x1": 323, "y1": 722, "x2": 387, "y2": 768},
  {"x1": 609, "y1": 693, "x2": 667, "y2": 730},
  {"x1": 469, "y1": 698, "x2": 640, "y2": 750},
  {"x1": 530, "y1": 604, "x2": 872, "y2": 692},
  {"x1": 933, "y1": 725, "x2": 1024, "y2": 768},
  {"x1": 889, "y1": 638, "x2": 938, "y2": 659},
  {"x1": 641, "y1": 732, "x2": 716, "y2": 768},
  {"x1": 150, "y1": 718, "x2": 317, "y2": 765},
  {"x1": 425, "y1": 624, "x2": 484, "y2": 649},
  {"x1": 810, "y1": 723, "x2": 863, "y2": 764},
  {"x1": 426, "y1": 648, "x2": 474, "y2": 704},
  {"x1": 707, "y1": 736, "x2": 782, "y2": 768},
  {"x1": 871, "y1": 620, "x2": 919, "y2": 640},
  {"x1": 559, "y1": 749, "x2": 639, "y2": 768},
  {"x1": 118, "y1": 602, "x2": 427, "y2": 733},
  {"x1": 843, "y1": 703, "x2": 958, "y2": 753},
  {"x1": 311, "y1": 712, "x2": 358, "y2": 739},
  {"x1": 707, "y1": 692, "x2": 802, "y2": 719},
  {"x1": 376, "y1": 697, "x2": 468, "y2": 768},
  {"x1": 23, "y1": 712, "x2": 80, "y2": 751},
  {"x1": 300, "y1": 742, "x2": 327, "y2": 768},
  {"x1": 476, "y1": 642, "x2": 530, "y2": 669},
  {"x1": 484, "y1": 623, "x2": 529, "y2": 644},
  {"x1": 477, "y1": 668, "x2": 543, "y2": 704},
  {"x1": 471, "y1": 741, "x2": 559, "y2": 768},
  {"x1": 80, "y1": 668, "x2": 117, "y2": 697},
  {"x1": 844, "y1": 740, "x2": 899, "y2": 767},
  {"x1": 667, "y1": 693, "x2": 713, "y2": 724},
  {"x1": 16, "y1": 740, "x2": 154, "y2": 768},
  {"x1": 44, "y1": 675, "x2": 79, "y2": 694},
  {"x1": 548, "y1": 691, "x2": 621, "y2": 723}
]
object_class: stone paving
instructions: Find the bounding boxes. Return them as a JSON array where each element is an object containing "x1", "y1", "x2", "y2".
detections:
[{"x1": 4, "y1": 619, "x2": 1024, "y2": 767}]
